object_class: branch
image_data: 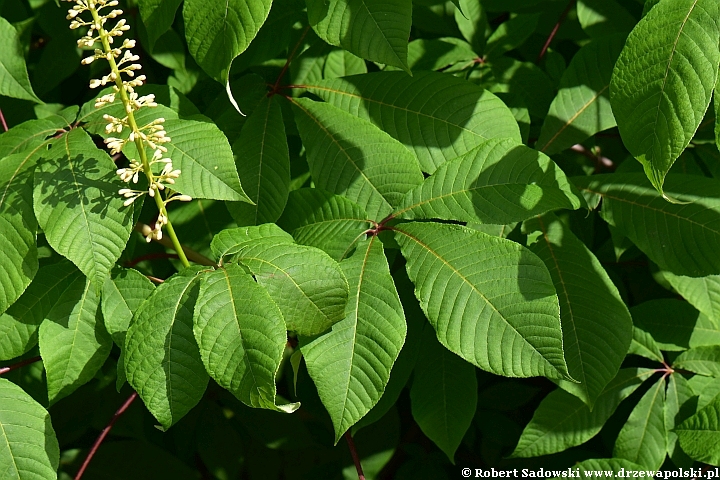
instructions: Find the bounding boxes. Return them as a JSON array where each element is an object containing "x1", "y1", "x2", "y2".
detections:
[
  {"x1": 74, "y1": 392, "x2": 138, "y2": 480},
  {"x1": 345, "y1": 432, "x2": 366, "y2": 480},
  {"x1": 571, "y1": 144, "x2": 614, "y2": 172},
  {"x1": 270, "y1": 26, "x2": 311, "y2": 95},
  {"x1": 537, "y1": 0, "x2": 575, "y2": 63},
  {"x1": 0, "y1": 356, "x2": 41, "y2": 376},
  {"x1": 134, "y1": 223, "x2": 215, "y2": 266},
  {"x1": 0, "y1": 108, "x2": 8, "y2": 132}
]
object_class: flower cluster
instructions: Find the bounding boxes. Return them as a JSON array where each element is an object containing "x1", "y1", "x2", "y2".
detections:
[{"x1": 66, "y1": 0, "x2": 191, "y2": 243}]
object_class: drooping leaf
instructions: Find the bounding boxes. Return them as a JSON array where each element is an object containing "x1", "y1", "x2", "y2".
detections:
[
  {"x1": 302, "y1": 236, "x2": 406, "y2": 441},
  {"x1": 577, "y1": 0, "x2": 637, "y2": 38},
  {"x1": 124, "y1": 267, "x2": 209, "y2": 430},
  {"x1": 0, "y1": 378, "x2": 59, "y2": 480},
  {"x1": 609, "y1": 0, "x2": 720, "y2": 194},
  {"x1": 510, "y1": 368, "x2": 654, "y2": 457},
  {"x1": 138, "y1": 0, "x2": 183, "y2": 51},
  {"x1": 676, "y1": 393, "x2": 720, "y2": 465},
  {"x1": 193, "y1": 263, "x2": 299, "y2": 412},
  {"x1": 665, "y1": 373, "x2": 696, "y2": 466},
  {"x1": 613, "y1": 377, "x2": 667, "y2": 470},
  {"x1": 212, "y1": 226, "x2": 349, "y2": 336},
  {"x1": 631, "y1": 299, "x2": 720, "y2": 350},
  {"x1": 394, "y1": 139, "x2": 583, "y2": 225},
  {"x1": 291, "y1": 97, "x2": 423, "y2": 220},
  {"x1": 536, "y1": 35, "x2": 625, "y2": 155},
  {"x1": 573, "y1": 173, "x2": 720, "y2": 277},
  {"x1": 227, "y1": 96, "x2": 290, "y2": 225},
  {"x1": 674, "y1": 346, "x2": 720, "y2": 377},
  {"x1": 38, "y1": 274, "x2": 112, "y2": 404},
  {"x1": 305, "y1": 71, "x2": 521, "y2": 173},
  {"x1": 277, "y1": 188, "x2": 372, "y2": 261},
  {"x1": 524, "y1": 213, "x2": 632, "y2": 407},
  {"x1": 305, "y1": 0, "x2": 412, "y2": 72},
  {"x1": 33, "y1": 128, "x2": 135, "y2": 288},
  {"x1": 410, "y1": 327, "x2": 477, "y2": 463},
  {"x1": 0, "y1": 16, "x2": 42, "y2": 103},
  {"x1": 394, "y1": 221, "x2": 569, "y2": 379},
  {"x1": 101, "y1": 266, "x2": 156, "y2": 347}
]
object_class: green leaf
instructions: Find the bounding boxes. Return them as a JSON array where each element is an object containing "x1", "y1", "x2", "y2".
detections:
[
  {"x1": 291, "y1": 97, "x2": 424, "y2": 220},
  {"x1": 38, "y1": 274, "x2": 112, "y2": 404},
  {"x1": 488, "y1": 57, "x2": 555, "y2": 119},
  {"x1": 536, "y1": 35, "x2": 625, "y2": 155},
  {"x1": 323, "y1": 49, "x2": 368, "y2": 79},
  {"x1": 125, "y1": 267, "x2": 209, "y2": 430},
  {"x1": 0, "y1": 16, "x2": 42, "y2": 103},
  {"x1": 305, "y1": 0, "x2": 412, "y2": 72},
  {"x1": 0, "y1": 260, "x2": 81, "y2": 361},
  {"x1": 410, "y1": 327, "x2": 477, "y2": 463},
  {"x1": 629, "y1": 327, "x2": 664, "y2": 362},
  {"x1": 0, "y1": 378, "x2": 59, "y2": 479},
  {"x1": 676, "y1": 393, "x2": 720, "y2": 465},
  {"x1": 577, "y1": 0, "x2": 637, "y2": 38},
  {"x1": 138, "y1": 0, "x2": 183, "y2": 51},
  {"x1": 613, "y1": 377, "x2": 667, "y2": 470},
  {"x1": 657, "y1": 271, "x2": 720, "y2": 324},
  {"x1": 573, "y1": 173, "x2": 720, "y2": 277},
  {"x1": 214, "y1": 226, "x2": 349, "y2": 336},
  {"x1": 394, "y1": 139, "x2": 583, "y2": 225},
  {"x1": 551, "y1": 459, "x2": 647, "y2": 480},
  {"x1": 610, "y1": 0, "x2": 720, "y2": 194},
  {"x1": 227, "y1": 96, "x2": 289, "y2": 225},
  {"x1": 183, "y1": 0, "x2": 272, "y2": 83},
  {"x1": 277, "y1": 189, "x2": 373, "y2": 261},
  {"x1": 159, "y1": 118, "x2": 252, "y2": 202},
  {"x1": 0, "y1": 117, "x2": 66, "y2": 158},
  {"x1": 484, "y1": 14, "x2": 540, "y2": 59},
  {"x1": 302, "y1": 236, "x2": 406, "y2": 441},
  {"x1": 406, "y1": 38, "x2": 476, "y2": 72},
  {"x1": 33, "y1": 129, "x2": 135, "y2": 288},
  {"x1": 674, "y1": 346, "x2": 720, "y2": 377},
  {"x1": 524, "y1": 213, "x2": 632, "y2": 407},
  {"x1": 631, "y1": 299, "x2": 720, "y2": 351},
  {"x1": 394, "y1": 221, "x2": 569, "y2": 379},
  {"x1": 102, "y1": 267, "x2": 156, "y2": 347},
  {"x1": 211, "y1": 223, "x2": 294, "y2": 258},
  {"x1": 454, "y1": 0, "x2": 487, "y2": 54},
  {"x1": 510, "y1": 368, "x2": 654, "y2": 457},
  {"x1": 193, "y1": 263, "x2": 299, "y2": 412},
  {"x1": 305, "y1": 71, "x2": 521, "y2": 173},
  {"x1": 665, "y1": 373, "x2": 696, "y2": 466}
]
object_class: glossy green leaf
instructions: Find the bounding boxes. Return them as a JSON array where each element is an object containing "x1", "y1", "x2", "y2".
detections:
[
  {"x1": 213, "y1": 226, "x2": 349, "y2": 336},
  {"x1": 0, "y1": 117, "x2": 67, "y2": 158},
  {"x1": 454, "y1": 0, "x2": 487, "y2": 53},
  {"x1": 410, "y1": 327, "x2": 477, "y2": 463},
  {"x1": 394, "y1": 139, "x2": 583, "y2": 225},
  {"x1": 193, "y1": 263, "x2": 299, "y2": 412},
  {"x1": 305, "y1": 0, "x2": 412, "y2": 72},
  {"x1": 629, "y1": 327, "x2": 664, "y2": 362},
  {"x1": 674, "y1": 346, "x2": 720, "y2": 377},
  {"x1": 125, "y1": 267, "x2": 209, "y2": 430},
  {"x1": 101, "y1": 266, "x2": 156, "y2": 347},
  {"x1": 676, "y1": 393, "x2": 720, "y2": 465},
  {"x1": 658, "y1": 271, "x2": 720, "y2": 323},
  {"x1": 484, "y1": 14, "x2": 539, "y2": 59},
  {"x1": 631, "y1": 299, "x2": 720, "y2": 351},
  {"x1": 610, "y1": 0, "x2": 720, "y2": 194},
  {"x1": 33, "y1": 129, "x2": 134, "y2": 288},
  {"x1": 138, "y1": 0, "x2": 183, "y2": 51},
  {"x1": 573, "y1": 173, "x2": 720, "y2": 277},
  {"x1": 665, "y1": 373, "x2": 696, "y2": 466},
  {"x1": 277, "y1": 189, "x2": 372, "y2": 261},
  {"x1": 577, "y1": 0, "x2": 637, "y2": 38},
  {"x1": 292, "y1": 97, "x2": 423, "y2": 220},
  {"x1": 510, "y1": 368, "x2": 654, "y2": 457},
  {"x1": 302, "y1": 237, "x2": 406, "y2": 441},
  {"x1": 211, "y1": 223, "x2": 294, "y2": 258},
  {"x1": 524, "y1": 213, "x2": 632, "y2": 407},
  {"x1": 38, "y1": 274, "x2": 112, "y2": 404},
  {"x1": 537, "y1": 35, "x2": 625, "y2": 155},
  {"x1": 0, "y1": 378, "x2": 59, "y2": 480},
  {"x1": 0, "y1": 261, "x2": 81, "y2": 361},
  {"x1": 394, "y1": 221, "x2": 569, "y2": 379},
  {"x1": 305, "y1": 71, "x2": 521, "y2": 173},
  {"x1": 613, "y1": 377, "x2": 667, "y2": 469},
  {"x1": 0, "y1": 16, "x2": 42, "y2": 103},
  {"x1": 227, "y1": 96, "x2": 289, "y2": 225}
]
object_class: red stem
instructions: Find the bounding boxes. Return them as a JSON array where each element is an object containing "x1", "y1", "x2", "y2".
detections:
[
  {"x1": 345, "y1": 432, "x2": 366, "y2": 480},
  {"x1": 270, "y1": 26, "x2": 311, "y2": 95},
  {"x1": 124, "y1": 252, "x2": 179, "y2": 268},
  {"x1": 537, "y1": 0, "x2": 575, "y2": 63},
  {"x1": 74, "y1": 392, "x2": 138, "y2": 480},
  {"x1": 0, "y1": 356, "x2": 41, "y2": 376},
  {"x1": 0, "y1": 108, "x2": 8, "y2": 132}
]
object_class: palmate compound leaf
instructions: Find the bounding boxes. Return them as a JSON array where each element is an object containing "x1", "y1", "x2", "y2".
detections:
[
  {"x1": 193, "y1": 263, "x2": 299, "y2": 413},
  {"x1": 33, "y1": 128, "x2": 135, "y2": 288},
  {"x1": 510, "y1": 368, "x2": 655, "y2": 458},
  {"x1": 277, "y1": 188, "x2": 373, "y2": 261},
  {"x1": 0, "y1": 261, "x2": 82, "y2": 361},
  {"x1": 410, "y1": 326, "x2": 477, "y2": 463},
  {"x1": 393, "y1": 221, "x2": 569, "y2": 379},
  {"x1": 226, "y1": 96, "x2": 290, "y2": 226},
  {"x1": 0, "y1": 378, "x2": 59, "y2": 480},
  {"x1": 304, "y1": 71, "x2": 522, "y2": 173},
  {"x1": 609, "y1": 0, "x2": 720, "y2": 195},
  {"x1": 536, "y1": 34, "x2": 625, "y2": 156},
  {"x1": 676, "y1": 392, "x2": 720, "y2": 465},
  {"x1": 523, "y1": 214, "x2": 632, "y2": 408},
  {"x1": 393, "y1": 138, "x2": 584, "y2": 225},
  {"x1": 291, "y1": 97, "x2": 424, "y2": 221},
  {"x1": 38, "y1": 273, "x2": 113, "y2": 404},
  {"x1": 573, "y1": 173, "x2": 720, "y2": 277},
  {"x1": 302, "y1": 236, "x2": 406, "y2": 442},
  {"x1": 305, "y1": 0, "x2": 412, "y2": 72},
  {"x1": 124, "y1": 267, "x2": 209, "y2": 430},
  {"x1": 211, "y1": 225, "x2": 348, "y2": 336}
]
